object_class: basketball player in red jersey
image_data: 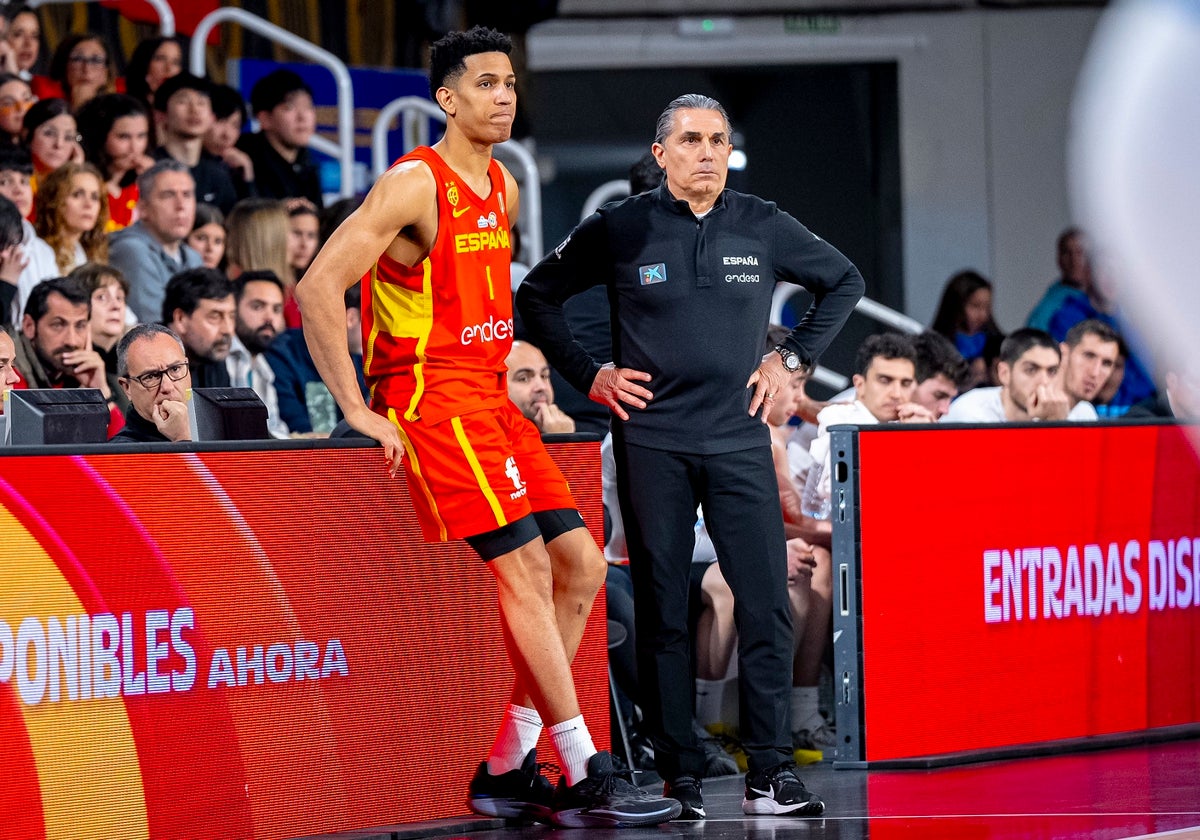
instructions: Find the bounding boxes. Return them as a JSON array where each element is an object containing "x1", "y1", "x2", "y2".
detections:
[{"x1": 295, "y1": 27, "x2": 680, "y2": 828}]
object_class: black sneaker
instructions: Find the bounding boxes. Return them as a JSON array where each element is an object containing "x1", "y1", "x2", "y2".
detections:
[
  {"x1": 551, "y1": 751, "x2": 683, "y2": 827},
  {"x1": 467, "y1": 749, "x2": 555, "y2": 822},
  {"x1": 664, "y1": 775, "x2": 706, "y2": 820},
  {"x1": 741, "y1": 761, "x2": 825, "y2": 816}
]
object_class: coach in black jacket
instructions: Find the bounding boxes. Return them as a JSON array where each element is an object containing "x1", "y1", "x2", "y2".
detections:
[{"x1": 519, "y1": 94, "x2": 864, "y2": 818}]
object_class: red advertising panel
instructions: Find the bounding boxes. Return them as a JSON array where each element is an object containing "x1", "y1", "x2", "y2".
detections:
[
  {"x1": 854, "y1": 424, "x2": 1200, "y2": 762},
  {"x1": 0, "y1": 441, "x2": 609, "y2": 840}
]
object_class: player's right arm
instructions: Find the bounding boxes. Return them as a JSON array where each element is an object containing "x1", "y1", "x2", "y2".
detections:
[{"x1": 295, "y1": 161, "x2": 437, "y2": 475}]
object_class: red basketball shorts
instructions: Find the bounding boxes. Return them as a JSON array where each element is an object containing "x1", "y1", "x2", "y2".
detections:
[{"x1": 384, "y1": 399, "x2": 577, "y2": 542}]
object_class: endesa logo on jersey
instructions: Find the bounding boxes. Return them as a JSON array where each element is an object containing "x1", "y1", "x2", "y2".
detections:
[
  {"x1": 454, "y1": 228, "x2": 510, "y2": 254},
  {"x1": 461, "y1": 315, "x2": 513, "y2": 346}
]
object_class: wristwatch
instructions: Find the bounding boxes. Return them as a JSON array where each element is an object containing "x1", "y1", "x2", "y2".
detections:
[{"x1": 774, "y1": 344, "x2": 803, "y2": 372}]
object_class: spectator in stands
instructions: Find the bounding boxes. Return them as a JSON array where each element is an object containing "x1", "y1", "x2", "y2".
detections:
[
  {"x1": 0, "y1": 14, "x2": 16, "y2": 76},
  {"x1": 0, "y1": 148, "x2": 55, "y2": 322},
  {"x1": 203, "y1": 83, "x2": 254, "y2": 199},
  {"x1": 318, "y1": 195, "x2": 361, "y2": 247},
  {"x1": 43, "y1": 33, "x2": 116, "y2": 111},
  {"x1": 76, "y1": 93, "x2": 154, "y2": 231},
  {"x1": 912, "y1": 331, "x2": 970, "y2": 420},
  {"x1": 3, "y1": 5, "x2": 39, "y2": 82},
  {"x1": 224, "y1": 197, "x2": 296, "y2": 325},
  {"x1": 807, "y1": 333, "x2": 933, "y2": 528},
  {"x1": 931, "y1": 269, "x2": 1002, "y2": 391},
  {"x1": 187, "y1": 203, "x2": 225, "y2": 270},
  {"x1": 237, "y1": 69, "x2": 322, "y2": 207},
  {"x1": 1095, "y1": 341, "x2": 1128, "y2": 419},
  {"x1": 69, "y1": 261, "x2": 130, "y2": 412},
  {"x1": 629, "y1": 150, "x2": 662, "y2": 194},
  {"x1": 1126, "y1": 367, "x2": 1200, "y2": 421},
  {"x1": 109, "y1": 158, "x2": 203, "y2": 323},
  {"x1": 111, "y1": 322, "x2": 191, "y2": 442},
  {"x1": 1045, "y1": 254, "x2": 1156, "y2": 412},
  {"x1": 123, "y1": 35, "x2": 183, "y2": 114},
  {"x1": 226, "y1": 269, "x2": 287, "y2": 436},
  {"x1": 0, "y1": 72, "x2": 33, "y2": 146},
  {"x1": 13, "y1": 276, "x2": 122, "y2": 433},
  {"x1": 506, "y1": 340, "x2": 576, "y2": 434},
  {"x1": 0, "y1": 192, "x2": 26, "y2": 327},
  {"x1": 944, "y1": 328, "x2": 1080, "y2": 422},
  {"x1": 34, "y1": 161, "x2": 108, "y2": 273},
  {"x1": 151, "y1": 73, "x2": 237, "y2": 213},
  {"x1": 1027, "y1": 227, "x2": 1091, "y2": 331},
  {"x1": 24, "y1": 98, "x2": 82, "y2": 184},
  {"x1": 286, "y1": 198, "x2": 319, "y2": 284},
  {"x1": 265, "y1": 282, "x2": 367, "y2": 435},
  {"x1": 1055, "y1": 319, "x2": 1120, "y2": 421},
  {"x1": 0, "y1": 329, "x2": 20, "y2": 409},
  {"x1": 162, "y1": 267, "x2": 234, "y2": 388}
]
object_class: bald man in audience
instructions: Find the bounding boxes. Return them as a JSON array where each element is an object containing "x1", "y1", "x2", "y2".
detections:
[{"x1": 506, "y1": 340, "x2": 576, "y2": 435}]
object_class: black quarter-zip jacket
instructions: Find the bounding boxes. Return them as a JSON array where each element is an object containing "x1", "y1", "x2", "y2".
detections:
[{"x1": 517, "y1": 184, "x2": 865, "y2": 454}]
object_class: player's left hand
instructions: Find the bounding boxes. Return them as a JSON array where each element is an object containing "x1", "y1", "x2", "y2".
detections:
[{"x1": 747, "y1": 352, "x2": 788, "y2": 423}]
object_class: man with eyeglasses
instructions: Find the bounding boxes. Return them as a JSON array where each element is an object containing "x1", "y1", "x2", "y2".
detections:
[{"x1": 110, "y1": 322, "x2": 192, "y2": 442}]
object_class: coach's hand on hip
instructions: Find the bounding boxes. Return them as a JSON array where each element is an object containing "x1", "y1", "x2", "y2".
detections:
[
  {"x1": 747, "y1": 352, "x2": 790, "y2": 423},
  {"x1": 590, "y1": 362, "x2": 654, "y2": 421}
]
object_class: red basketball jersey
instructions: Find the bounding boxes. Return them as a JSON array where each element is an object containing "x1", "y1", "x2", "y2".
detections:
[{"x1": 361, "y1": 146, "x2": 514, "y2": 426}]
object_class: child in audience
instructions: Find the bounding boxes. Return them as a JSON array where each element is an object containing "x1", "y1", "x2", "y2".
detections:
[
  {"x1": 23, "y1": 98, "x2": 81, "y2": 199},
  {"x1": 286, "y1": 198, "x2": 319, "y2": 284},
  {"x1": 188, "y1": 203, "x2": 227, "y2": 271}
]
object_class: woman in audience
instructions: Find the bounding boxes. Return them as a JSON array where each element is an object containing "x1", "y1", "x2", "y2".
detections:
[
  {"x1": 69, "y1": 262, "x2": 130, "y2": 395},
  {"x1": 0, "y1": 72, "x2": 34, "y2": 146},
  {"x1": 41, "y1": 33, "x2": 117, "y2": 110},
  {"x1": 24, "y1": 98, "x2": 80, "y2": 181},
  {"x1": 932, "y1": 270, "x2": 1002, "y2": 390},
  {"x1": 224, "y1": 197, "x2": 297, "y2": 322},
  {"x1": 4, "y1": 5, "x2": 41, "y2": 82},
  {"x1": 124, "y1": 35, "x2": 183, "y2": 113},
  {"x1": 286, "y1": 198, "x2": 319, "y2": 284},
  {"x1": 188, "y1": 203, "x2": 226, "y2": 270},
  {"x1": 77, "y1": 93, "x2": 154, "y2": 231},
  {"x1": 0, "y1": 145, "x2": 55, "y2": 320},
  {"x1": 34, "y1": 160, "x2": 108, "y2": 273}
]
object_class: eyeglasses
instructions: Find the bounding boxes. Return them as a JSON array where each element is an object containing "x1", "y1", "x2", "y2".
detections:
[
  {"x1": 0, "y1": 97, "x2": 33, "y2": 113},
  {"x1": 125, "y1": 361, "x2": 189, "y2": 390},
  {"x1": 68, "y1": 55, "x2": 107, "y2": 67},
  {"x1": 35, "y1": 127, "x2": 82, "y2": 144}
]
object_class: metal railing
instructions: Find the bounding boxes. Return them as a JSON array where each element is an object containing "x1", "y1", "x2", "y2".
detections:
[
  {"x1": 28, "y1": 0, "x2": 175, "y2": 35},
  {"x1": 190, "y1": 7, "x2": 356, "y2": 199},
  {"x1": 370, "y1": 98, "x2": 545, "y2": 263}
]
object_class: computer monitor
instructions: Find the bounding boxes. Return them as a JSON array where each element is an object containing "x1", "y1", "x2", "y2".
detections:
[
  {"x1": 189, "y1": 388, "x2": 269, "y2": 441},
  {"x1": 3, "y1": 388, "x2": 110, "y2": 446}
]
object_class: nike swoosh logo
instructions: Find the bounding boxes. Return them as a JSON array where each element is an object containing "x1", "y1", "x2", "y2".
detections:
[
  {"x1": 749, "y1": 785, "x2": 774, "y2": 798},
  {"x1": 452, "y1": 205, "x2": 472, "y2": 218}
]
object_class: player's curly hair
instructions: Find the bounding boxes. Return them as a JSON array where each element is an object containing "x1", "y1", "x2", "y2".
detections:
[{"x1": 428, "y1": 26, "x2": 513, "y2": 99}]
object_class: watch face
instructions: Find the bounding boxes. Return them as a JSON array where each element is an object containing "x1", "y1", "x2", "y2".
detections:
[{"x1": 784, "y1": 352, "x2": 800, "y2": 371}]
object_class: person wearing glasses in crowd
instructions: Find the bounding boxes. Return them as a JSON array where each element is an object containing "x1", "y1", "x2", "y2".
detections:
[
  {"x1": 110, "y1": 322, "x2": 192, "y2": 442},
  {"x1": 40, "y1": 33, "x2": 116, "y2": 111},
  {"x1": 0, "y1": 72, "x2": 34, "y2": 146},
  {"x1": 23, "y1": 98, "x2": 83, "y2": 207}
]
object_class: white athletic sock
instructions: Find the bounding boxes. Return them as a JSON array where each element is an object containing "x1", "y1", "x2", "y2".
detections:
[
  {"x1": 695, "y1": 678, "x2": 725, "y2": 728},
  {"x1": 791, "y1": 686, "x2": 823, "y2": 733},
  {"x1": 548, "y1": 715, "x2": 597, "y2": 787},
  {"x1": 487, "y1": 704, "x2": 543, "y2": 775}
]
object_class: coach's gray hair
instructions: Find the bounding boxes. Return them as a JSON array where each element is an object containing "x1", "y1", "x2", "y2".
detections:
[{"x1": 653, "y1": 94, "x2": 732, "y2": 146}]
